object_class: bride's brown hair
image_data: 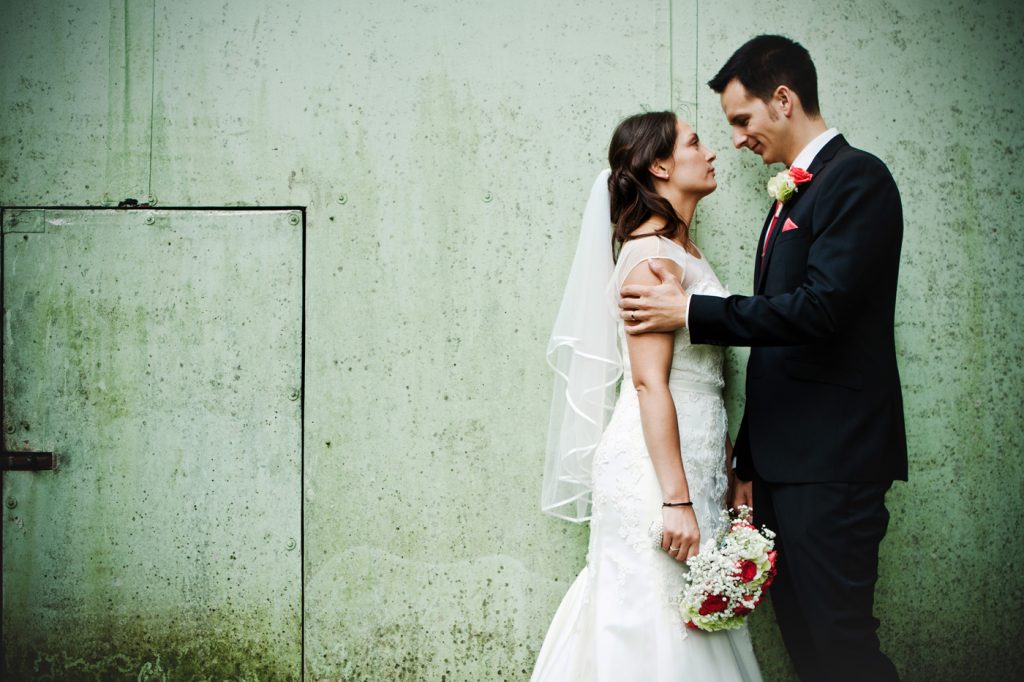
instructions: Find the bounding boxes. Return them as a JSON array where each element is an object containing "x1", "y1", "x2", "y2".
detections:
[{"x1": 607, "y1": 111, "x2": 689, "y2": 258}]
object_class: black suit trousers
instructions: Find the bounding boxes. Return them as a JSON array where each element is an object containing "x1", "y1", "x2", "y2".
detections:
[{"x1": 753, "y1": 477, "x2": 901, "y2": 682}]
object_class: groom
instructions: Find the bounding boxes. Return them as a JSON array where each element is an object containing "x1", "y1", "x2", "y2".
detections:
[{"x1": 619, "y1": 35, "x2": 906, "y2": 681}]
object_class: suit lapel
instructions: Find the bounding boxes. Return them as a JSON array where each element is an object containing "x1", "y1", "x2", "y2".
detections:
[{"x1": 755, "y1": 135, "x2": 850, "y2": 293}]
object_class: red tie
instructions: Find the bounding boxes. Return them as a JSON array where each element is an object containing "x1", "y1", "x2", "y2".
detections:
[{"x1": 762, "y1": 201, "x2": 782, "y2": 256}]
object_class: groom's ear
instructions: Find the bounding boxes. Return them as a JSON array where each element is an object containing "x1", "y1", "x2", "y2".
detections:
[{"x1": 773, "y1": 85, "x2": 797, "y2": 118}]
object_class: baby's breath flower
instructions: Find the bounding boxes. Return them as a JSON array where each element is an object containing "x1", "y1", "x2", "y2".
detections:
[{"x1": 679, "y1": 507, "x2": 777, "y2": 631}]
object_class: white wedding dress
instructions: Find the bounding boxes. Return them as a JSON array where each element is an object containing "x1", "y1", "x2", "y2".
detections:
[{"x1": 533, "y1": 236, "x2": 763, "y2": 682}]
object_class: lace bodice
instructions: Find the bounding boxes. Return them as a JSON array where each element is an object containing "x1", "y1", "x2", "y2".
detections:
[{"x1": 611, "y1": 236, "x2": 730, "y2": 389}]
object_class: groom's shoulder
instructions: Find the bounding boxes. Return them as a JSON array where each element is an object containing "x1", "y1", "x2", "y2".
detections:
[
  {"x1": 823, "y1": 142, "x2": 898, "y2": 191},
  {"x1": 832, "y1": 142, "x2": 895, "y2": 179}
]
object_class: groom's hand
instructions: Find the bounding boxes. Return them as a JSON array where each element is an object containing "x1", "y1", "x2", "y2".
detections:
[
  {"x1": 731, "y1": 479, "x2": 753, "y2": 510},
  {"x1": 619, "y1": 259, "x2": 689, "y2": 334}
]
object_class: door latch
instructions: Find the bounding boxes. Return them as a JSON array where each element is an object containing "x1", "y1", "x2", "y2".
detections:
[{"x1": 2, "y1": 451, "x2": 56, "y2": 471}]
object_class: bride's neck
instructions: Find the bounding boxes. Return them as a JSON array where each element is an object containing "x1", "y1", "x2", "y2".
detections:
[{"x1": 660, "y1": 188, "x2": 698, "y2": 236}]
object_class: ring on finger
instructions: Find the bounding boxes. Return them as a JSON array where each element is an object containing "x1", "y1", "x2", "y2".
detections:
[
  {"x1": 669, "y1": 546, "x2": 680, "y2": 552},
  {"x1": 630, "y1": 310, "x2": 637, "y2": 322}
]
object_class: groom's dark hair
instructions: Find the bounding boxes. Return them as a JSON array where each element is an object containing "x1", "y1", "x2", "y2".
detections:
[{"x1": 708, "y1": 35, "x2": 820, "y2": 116}]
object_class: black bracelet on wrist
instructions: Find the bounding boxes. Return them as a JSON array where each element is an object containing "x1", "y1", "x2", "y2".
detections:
[{"x1": 662, "y1": 501, "x2": 693, "y2": 507}]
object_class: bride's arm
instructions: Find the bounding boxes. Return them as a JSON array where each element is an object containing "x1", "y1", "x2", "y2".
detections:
[{"x1": 623, "y1": 258, "x2": 701, "y2": 562}]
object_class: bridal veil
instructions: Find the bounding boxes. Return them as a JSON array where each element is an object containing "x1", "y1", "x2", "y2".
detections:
[{"x1": 541, "y1": 170, "x2": 622, "y2": 522}]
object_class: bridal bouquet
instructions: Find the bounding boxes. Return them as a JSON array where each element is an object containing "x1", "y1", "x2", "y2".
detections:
[{"x1": 679, "y1": 506, "x2": 777, "y2": 632}]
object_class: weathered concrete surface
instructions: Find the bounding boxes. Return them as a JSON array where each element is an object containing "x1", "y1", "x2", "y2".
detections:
[
  {"x1": 2, "y1": 0, "x2": 1022, "y2": 679},
  {"x1": 2, "y1": 210, "x2": 302, "y2": 680}
]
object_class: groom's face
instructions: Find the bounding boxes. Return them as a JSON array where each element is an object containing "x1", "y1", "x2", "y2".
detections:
[{"x1": 719, "y1": 79, "x2": 785, "y2": 165}]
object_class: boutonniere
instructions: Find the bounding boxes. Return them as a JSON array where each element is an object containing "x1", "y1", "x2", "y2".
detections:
[{"x1": 766, "y1": 167, "x2": 813, "y2": 204}]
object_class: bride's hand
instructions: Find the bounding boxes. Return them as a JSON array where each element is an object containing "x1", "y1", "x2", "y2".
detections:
[{"x1": 662, "y1": 506, "x2": 701, "y2": 562}]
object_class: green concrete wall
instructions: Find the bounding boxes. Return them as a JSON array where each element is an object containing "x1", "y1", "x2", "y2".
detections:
[{"x1": 2, "y1": 0, "x2": 1022, "y2": 680}]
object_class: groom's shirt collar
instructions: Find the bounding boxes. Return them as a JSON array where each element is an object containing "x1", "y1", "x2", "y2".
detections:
[{"x1": 790, "y1": 127, "x2": 840, "y2": 170}]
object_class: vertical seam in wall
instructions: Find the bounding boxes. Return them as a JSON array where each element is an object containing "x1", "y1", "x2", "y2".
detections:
[
  {"x1": 123, "y1": 0, "x2": 130, "y2": 145},
  {"x1": 694, "y1": 0, "x2": 699, "y2": 123},
  {"x1": 668, "y1": 0, "x2": 674, "y2": 109},
  {"x1": 300, "y1": 208, "x2": 307, "y2": 681},
  {"x1": 147, "y1": 0, "x2": 157, "y2": 198},
  {"x1": 0, "y1": 211, "x2": 5, "y2": 634}
]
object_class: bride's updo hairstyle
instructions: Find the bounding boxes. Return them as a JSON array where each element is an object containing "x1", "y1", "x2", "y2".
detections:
[{"x1": 608, "y1": 111, "x2": 689, "y2": 256}]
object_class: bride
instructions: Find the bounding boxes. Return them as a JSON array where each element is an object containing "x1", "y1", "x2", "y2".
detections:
[{"x1": 534, "y1": 111, "x2": 763, "y2": 681}]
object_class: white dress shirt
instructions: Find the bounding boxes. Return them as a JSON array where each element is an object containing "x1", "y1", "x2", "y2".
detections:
[{"x1": 790, "y1": 127, "x2": 840, "y2": 171}]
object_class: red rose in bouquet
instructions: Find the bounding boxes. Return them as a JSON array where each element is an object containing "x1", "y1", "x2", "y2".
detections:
[
  {"x1": 762, "y1": 550, "x2": 778, "y2": 589},
  {"x1": 698, "y1": 594, "x2": 730, "y2": 616}
]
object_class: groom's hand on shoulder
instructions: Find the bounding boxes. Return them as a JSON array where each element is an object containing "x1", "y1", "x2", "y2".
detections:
[{"x1": 619, "y1": 259, "x2": 689, "y2": 334}]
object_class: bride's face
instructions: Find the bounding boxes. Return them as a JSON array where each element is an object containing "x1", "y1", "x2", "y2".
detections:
[{"x1": 655, "y1": 120, "x2": 718, "y2": 198}]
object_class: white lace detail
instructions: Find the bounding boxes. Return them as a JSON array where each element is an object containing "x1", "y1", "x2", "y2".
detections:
[{"x1": 593, "y1": 238, "x2": 732, "y2": 626}]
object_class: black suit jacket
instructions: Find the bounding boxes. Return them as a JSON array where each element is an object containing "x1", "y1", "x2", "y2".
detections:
[{"x1": 689, "y1": 135, "x2": 907, "y2": 483}]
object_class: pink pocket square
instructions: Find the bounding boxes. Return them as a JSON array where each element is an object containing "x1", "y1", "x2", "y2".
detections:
[{"x1": 781, "y1": 218, "x2": 799, "y2": 232}]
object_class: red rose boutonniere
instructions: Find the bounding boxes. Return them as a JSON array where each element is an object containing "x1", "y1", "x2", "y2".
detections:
[{"x1": 767, "y1": 167, "x2": 814, "y2": 204}]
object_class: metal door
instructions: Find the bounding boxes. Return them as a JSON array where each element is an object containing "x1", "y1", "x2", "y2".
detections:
[{"x1": 2, "y1": 208, "x2": 302, "y2": 680}]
